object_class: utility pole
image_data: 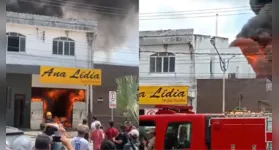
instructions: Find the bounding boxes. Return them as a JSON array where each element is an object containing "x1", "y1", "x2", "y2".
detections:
[
  {"x1": 238, "y1": 93, "x2": 243, "y2": 109},
  {"x1": 210, "y1": 37, "x2": 235, "y2": 113},
  {"x1": 87, "y1": 32, "x2": 97, "y2": 125},
  {"x1": 215, "y1": 14, "x2": 218, "y2": 37}
]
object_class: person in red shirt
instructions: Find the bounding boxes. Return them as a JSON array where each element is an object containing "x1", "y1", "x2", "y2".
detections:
[
  {"x1": 125, "y1": 121, "x2": 132, "y2": 133},
  {"x1": 91, "y1": 121, "x2": 104, "y2": 150},
  {"x1": 105, "y1": 121, "x2": 119, "y2": 141}
]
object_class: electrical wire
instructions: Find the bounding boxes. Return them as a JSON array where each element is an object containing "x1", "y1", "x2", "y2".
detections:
[
  {"x1": 140, "y1": 12, "x2": 254, "y2": 20},
  {"x1": 6, "y1": 44, "x2": 264, "y2": 62},
  {"x1": 15, "y1": 0, "x2": 267, "y2": 17},
  {"x1": 140, "y1": 5, "x2": 264, "y2": 15},
  {"x1": 140, "y1": 9, "x2": 252, "y2": 18},
  {"x1": 6, "y1": 33, "x2": 268, "y2": 54},
  {"x1": 17, "y1": 0, "x2": 132, "y2": 17},
  {"x1": 13, "y1": 0, "x2": 269, "y2": 18}
]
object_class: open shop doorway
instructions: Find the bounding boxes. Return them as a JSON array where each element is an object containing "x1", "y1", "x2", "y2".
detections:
[{"x1": 31, "y1": 87, "x2": 86, "y2": 128}]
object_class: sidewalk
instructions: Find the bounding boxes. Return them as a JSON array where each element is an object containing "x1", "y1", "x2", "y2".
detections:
[{"x1": 24, "y1": 130, "x2": 77, "y2": 138}]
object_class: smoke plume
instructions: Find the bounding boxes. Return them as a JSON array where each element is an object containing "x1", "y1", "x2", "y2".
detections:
[
  {"x1": 231, "y1": 0, "x2": 272, "y2": 80},
  {"x1": 6, "y1": 0, "x2": 139, "y2": 51}
]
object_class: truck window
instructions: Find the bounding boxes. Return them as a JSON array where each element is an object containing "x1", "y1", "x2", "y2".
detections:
[
  {"x1": 139, "y1": 120, "x2": 156, "y2": 149},
  {"x1": 267, "y1": 117, "x2": 272, "y2": 131},
  {"x1": 267, "y1": 142, "x2": 272, "y2": 150},
  {"x1": 164, "y1": 122, "x2": 192, "y2": 150}
]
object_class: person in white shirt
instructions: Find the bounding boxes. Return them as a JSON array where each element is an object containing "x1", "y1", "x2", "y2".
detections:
[
  {"x1": 90, "y1": 116, "x2": 98, "y2": 131},
  {"x1": 71, "y1": 125, "x2": 90, "y2": 150}
]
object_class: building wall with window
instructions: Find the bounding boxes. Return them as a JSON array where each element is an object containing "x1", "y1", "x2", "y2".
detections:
[
  {"x1": 6, "y1": 24, "x2": 91, "y2": 68},
  {"x1": 6, "y1": 12, "x2": 139, "y2": 128},
  {"x1": 139, "y1": 29, "x2": 256, "y2": 111},
  {"x1": 6, "y1": 12, "x2": 139, "y2": 68}
]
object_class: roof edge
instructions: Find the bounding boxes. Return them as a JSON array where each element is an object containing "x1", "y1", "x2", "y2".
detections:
[{"x1": 7, "y1": 11, "x2": 97, "y2": 31}]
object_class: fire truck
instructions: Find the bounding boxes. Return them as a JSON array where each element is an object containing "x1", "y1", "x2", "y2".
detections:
[{"x1": 139, "y1": 105, "x2": 272, "y2": 150}]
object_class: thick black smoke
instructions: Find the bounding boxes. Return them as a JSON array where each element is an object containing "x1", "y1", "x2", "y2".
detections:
[
  {"x1": 234, "y1": 0, "x2": 272, "y2": 81},
  {"x1": 6, "y1": 0, "x2": 139, "y2": 51},
  {"x1": 237, "y1": 0, "x2": 271, "y2": 42}
]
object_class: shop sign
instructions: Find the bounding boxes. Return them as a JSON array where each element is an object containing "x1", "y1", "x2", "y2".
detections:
[
  {"x1": 40, "y1": 66, "x2": 101, "y2": 85},
  {"x1": 138, "y1": 86, "x2": 188, "y2": 105}
]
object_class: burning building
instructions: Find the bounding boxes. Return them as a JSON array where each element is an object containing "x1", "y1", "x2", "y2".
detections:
[
  {"x1": 6, "y1": 0, "x2": 139, "y2": 130},
  {"x1": 31, "y1": 88, "x2": 85, "y2": 128},
  {"x1": 230, "y1": 0, "x2": 272, "y2": 80}
]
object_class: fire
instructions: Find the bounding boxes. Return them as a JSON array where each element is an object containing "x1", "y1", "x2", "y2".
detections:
[
  {"x1": 230, "y1": 38, "x2": 272, "y2": 79},
  {"x1": 31, "y1": 88, "x2": 86, "y2": 128}
]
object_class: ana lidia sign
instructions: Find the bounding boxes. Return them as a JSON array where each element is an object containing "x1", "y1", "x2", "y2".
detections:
[
  {"x1": 40, "y1": 66, "x2": 101, "y2": 85},
  {"x1": 138, "y1": 86, "x2": 188, "y2": 105}
]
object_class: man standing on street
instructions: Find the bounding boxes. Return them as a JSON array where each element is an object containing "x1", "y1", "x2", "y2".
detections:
[
  {"x1": 113, "y1": 125, "x2": 129, "y2": 150},
  {"x1": 105, "y1": 121, "x2": 118, "y2": 141},
  {"x1": 79, "y1": 119, "x2": 90, "y2": 141},
  {"x1": 91, "y1": 116, "x2": 98, "y2": 132},
  {"x1": 34, "y1": 133, "x2": 74, "y2": 150},
  {"x1": 44, "y1": 112, "x2": 55, "y2": 124},
  {"x1": 125, "y1": 121, "x2": 133, "y2": 133},
  {"x1": 123, "y1": 129, "x2": 140, "y2": 150},
  {"x1": 71, "y1": 125, "x2": 90, "y2": 150},
  {"x1": 91, "y1": 121, "x2": 104, "y2": 150}
]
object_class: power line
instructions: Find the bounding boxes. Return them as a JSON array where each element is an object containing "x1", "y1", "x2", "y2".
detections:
[
  {"x1": 139, "y1": 50, "x2": 270, "y2": 56},
  {"x1": 41, "y1": 0, "x2": 128, "y2": 11},
  {"x1": 6, "y1": 32, "x2": 267, "y2": 53},
  {"x1": 140, "y1": 12, "x2": 254, "y2": 20},
  {"x1": 139, "y1": 72, "x2": 256, "y2": 75},
  {"x1": 13, "y1": 0, "x2": 266, "y2": 18},
  {"x1": 17, "y1": 0, "x2": 132, "y2": 17},
  {"x1": 6, "y1": 44, "x2": 264, "y2": 60},
  {"x1": 16, "y1": 0, "x2": 265, "y2": 17},
  {"x1": 7, "y1": 50, "x2": 251, "y2": 64},
  {"x1": 4, "y1": 33, "x2": 257, "y2": 54},
  {"x1": 139, "y1": 5, "x2": 264, "y2": 15},
  {"x1": 140, "y1": 9, "x2": 252, "y2": 17}
]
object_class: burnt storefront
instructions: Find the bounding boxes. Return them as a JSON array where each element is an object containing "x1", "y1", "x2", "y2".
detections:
[
  {"x1": 197, "y1": 79, "x2": 271, "y2": 113},
  {"x1": 7, "y1": 64, "x2": 138, "y2": 129},
  {"x1": 31, "y1": 88, "x2": 86, "y2": 128}
]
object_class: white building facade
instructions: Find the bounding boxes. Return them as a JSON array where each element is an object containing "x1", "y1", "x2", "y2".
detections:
[
  {"x1": 6, "y1": 12, "x2": 138, "y2": 129},
  {"x1": 139, "y1": 29, "x2": 255, "y2": 111}
]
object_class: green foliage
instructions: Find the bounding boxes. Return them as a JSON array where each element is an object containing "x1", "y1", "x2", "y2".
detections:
[{"x1": 116, "y1": 75, "x2": 139, "y2": 125}]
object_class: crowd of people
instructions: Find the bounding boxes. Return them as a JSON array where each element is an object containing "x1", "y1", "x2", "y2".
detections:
[
  {"x1": 75, "y1": 116, "x2": 140, "y2": 150},
  {"x1": 9, "y1": 111, "x2": 157, "y2": 150},
  {"x1": 32, "y1": 112, "x2": 141, "y2": 150}
]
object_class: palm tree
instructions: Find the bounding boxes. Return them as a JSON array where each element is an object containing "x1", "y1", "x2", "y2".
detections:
[{"x1": 116, "y1": 75, "x2": 139, "y2": 125}]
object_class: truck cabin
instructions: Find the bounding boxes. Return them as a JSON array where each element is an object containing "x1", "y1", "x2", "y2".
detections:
[{"x1": 139, "y1": 105, "x2": 272, "y2": 150}]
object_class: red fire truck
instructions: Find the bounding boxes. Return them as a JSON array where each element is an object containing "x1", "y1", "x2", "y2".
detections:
[{"x1": 139, "y1": 105, "x2": 272, "y2": 150}]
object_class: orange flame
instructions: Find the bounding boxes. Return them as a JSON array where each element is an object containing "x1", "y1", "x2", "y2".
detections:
[
  {"x1": 31, "y1": 89, "x2": 85, "y2": 128},
  {"x1": 230, "y1": 38, "x2": 271, "y2": 78}
]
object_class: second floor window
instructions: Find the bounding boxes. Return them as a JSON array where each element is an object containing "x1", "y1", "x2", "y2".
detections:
[
  {"x1": 6, "y1": 32, "x2": 26, "y2": 52},
  {"x1": 53, "y1": 37, "x2": 75, "y2": 56},
  {"x1": 150, "y1": 52, "x2": 175, "y2": 73}
]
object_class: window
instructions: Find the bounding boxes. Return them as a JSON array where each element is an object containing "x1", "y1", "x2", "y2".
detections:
[
  {"x1": 267, "y1": 142, "x2": 272, "y2": 150},
  {"x1": 150, "y1": 52, "x2": 175, "y2": 73},
  {"x1": 139, "y1": 109, "x2": 144, "y2": 115},
  {"x1": 164, "y1": 122, "x2": 192, "y2": 149},
  {"x1": 139, "y1": 121, "x2": 156, "y2": 148},
  {"x1": 52, "y1": 37, "x2": 75, "y2": 56},
  {"x1": 6, "y1": 32, "x2": 26, "y2": 52},
  {"x1": 267, "y1": 117, "x2": 272, "y2": 131}
]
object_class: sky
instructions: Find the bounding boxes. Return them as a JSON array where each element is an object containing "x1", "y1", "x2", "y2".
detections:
[{"x1": 139, "y1": 0, "x2": 255, "y2": 42}]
